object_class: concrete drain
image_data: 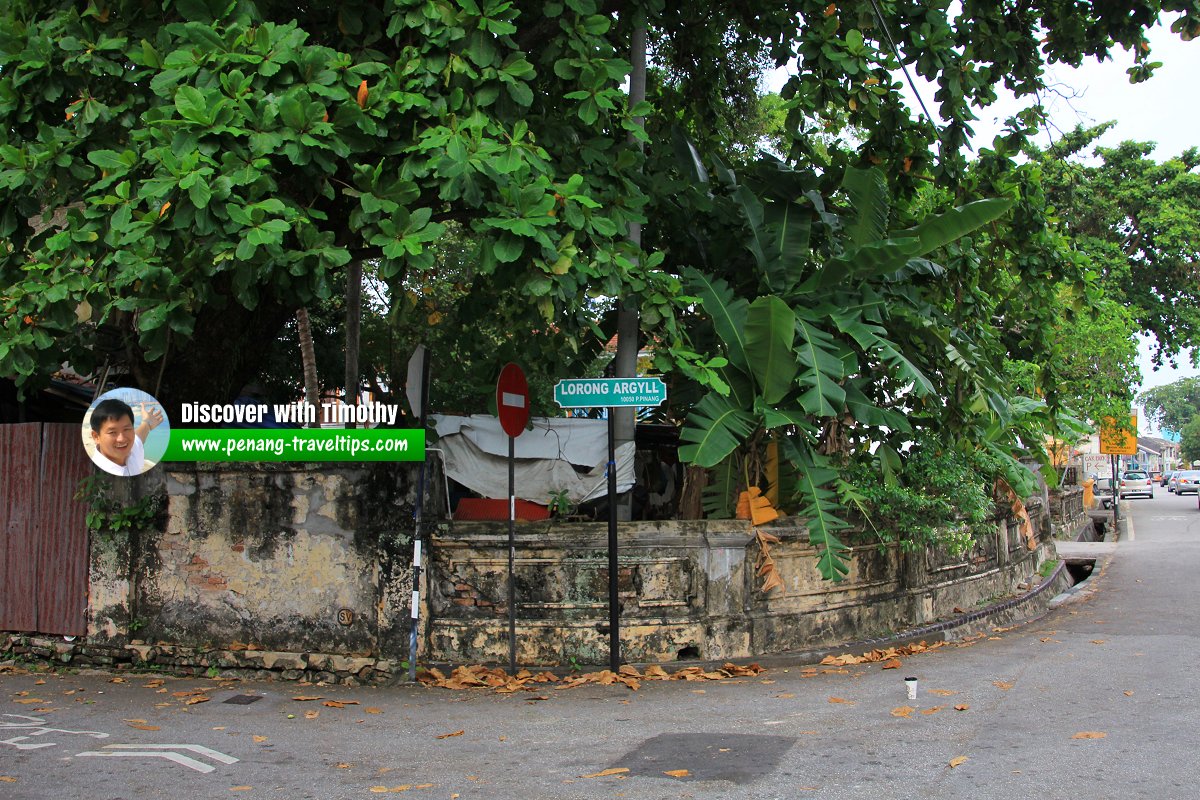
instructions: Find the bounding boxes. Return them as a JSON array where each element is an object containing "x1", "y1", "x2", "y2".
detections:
[
  {"x1": 223, "y1": 695, "x2": 263, "y2": 705},
  {"x1": 611, "y1": 733, "x2": 797, "y2": 784}
]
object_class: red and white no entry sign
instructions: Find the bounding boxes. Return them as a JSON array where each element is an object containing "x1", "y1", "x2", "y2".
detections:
[{"x1": 496, "y1": 363, "x2": 529, "y2": 438}]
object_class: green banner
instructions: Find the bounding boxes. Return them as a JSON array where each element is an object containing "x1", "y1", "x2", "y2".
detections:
[{"x1": 162, "y1": 428, "x2": 425, "y2": 462}]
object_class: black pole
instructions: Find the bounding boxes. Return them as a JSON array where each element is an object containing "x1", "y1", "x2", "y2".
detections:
[
  {"x1": 508, "y1": 434, "x2": 517, "y2": 675},
  {"x1": 1111, "y1": 454, "x2": 1119, "y2": 530},
  {"x1": 607, "y1": 409, "x2": 620, "y2": 671}
]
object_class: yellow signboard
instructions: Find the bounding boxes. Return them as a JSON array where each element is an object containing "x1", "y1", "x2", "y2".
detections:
[{"x1": 1099, "y1": 415, "x2": 1138, "y2": 456}]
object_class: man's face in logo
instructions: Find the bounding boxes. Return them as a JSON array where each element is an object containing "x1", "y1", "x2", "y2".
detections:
[{"x1": 92, "y1": 415, "x2": 135, "y2": 465}]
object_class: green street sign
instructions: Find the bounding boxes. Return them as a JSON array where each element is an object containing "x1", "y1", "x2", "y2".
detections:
[{"x1": 554, "y1": 377, "x2": 667, "y2": 408}]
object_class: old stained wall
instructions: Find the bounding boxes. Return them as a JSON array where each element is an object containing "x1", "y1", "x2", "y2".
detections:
[{"x1": 89, "y1": 462, "x2": 430, "y2": 661}]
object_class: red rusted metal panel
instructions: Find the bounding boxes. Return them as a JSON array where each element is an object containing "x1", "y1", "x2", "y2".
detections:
[
  {"x1": 1, "y1": 424, "x2": 42, "y2": 632},
  {"x1": 35, "y1": 423, "x2": 92, "y2": 636}
]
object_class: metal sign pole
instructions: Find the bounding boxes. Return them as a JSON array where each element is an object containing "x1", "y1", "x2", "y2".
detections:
[
  {"x1": 508, "y1": 434, "x2": 517, "y2": 675},
  {"x1": 407, "y1": 346, "x2": 430, "y2": 682},
  {"x1": 607, "y1": 408, "x2": 620, "y2": 672},
  {"x1": 1111, "y1": 454, "x2": 1119, "y2": 530}
]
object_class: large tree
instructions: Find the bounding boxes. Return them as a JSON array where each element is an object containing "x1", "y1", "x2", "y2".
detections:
[
  {"x1": 1033, "y1": 125, "x2": 1200, "y2": 366},
  {"x1": 1138, "y1": 376, "x2": 1200, "y2": 435}
]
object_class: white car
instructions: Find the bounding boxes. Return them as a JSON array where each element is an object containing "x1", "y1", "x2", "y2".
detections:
[{"x1": 1119, "y1": 471, "x2": 1154, "y2": 499}]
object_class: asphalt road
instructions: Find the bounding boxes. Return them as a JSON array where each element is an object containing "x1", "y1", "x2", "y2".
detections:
[{"x1": 3, "y1": 492, "x2": 1199, "y2": 800}]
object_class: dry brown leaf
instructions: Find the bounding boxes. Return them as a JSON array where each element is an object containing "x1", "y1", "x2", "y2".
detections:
[
  {"x1": 323, "y1": 701, "x2": 346, "y2": 708},
  {"x1": 185, "y1": 696, "x2": 210, "y2": 705},
  {"x1": 143, "y1": 680, "x2": 165, "y2": 688},
  {"x1": 253, "y1": 735, "x2": 268, "y2": 743},
  {"x1": 954, "y1": 704, "x2": 970, "y2": 711},
  {"x1": 230, "y1": 787, "x2": 252, "y2": 792},
  {"x1": 581, "y1": 768, "x2": 629, "y2": 779},
  {"x1": 993, "y1": 680, "x2": 1014, "y2": 691},
  {"x1": 435, "y1": 730, "x2": 464, "y2": 740},
  {"x1": 644, "y1": 665, "x2": 670, "y2": 680},
  {"x1": 664, "y1": 769, "x2": 690, "y2": 778},
  {"x1": 949, "y1": 756, "x2": 969, "y2": 768},
  {"x1": 891, "y1": 706, "x2": 915, "y2": 718},
  {"x1": 292, "y1": 695, "x2": 323, "y2": 702},
  {"x1": 928, "y1": 689, "x2": 958, "y2": 697},
  {"x1": 336, "y1": 763, "x2": 352, "y2": 769},
  {"x1": 1072, "y1": 732, "x2": 1107, "y2": 739},
  {"x1": 366, "y1": 707, "x2": 382, "y2": 714},
  {"x1": 776, "y1": 693, "x2": 795, "y2": 699},
  {"x1": 828, "y1": 697, "x2": 854, "y2": 705},
  {"x1": 109, "y1": 677, "x2": 126, "y2": 684},
  {"x1": 920, "y1": 706, "x2": 943, "y2": 715},
  {"x1": 880, "y1": 658, "x2": 902, "y2": 670},
  {"x1": 305, "y1": 710, "x2": 319, "y2": 720},
  {"x1": 1091, "y1": 640, "x2": 1107, "y2": 645},
  {"x1": 127, "y1": 722, "x2": 160, "y2": 731},
  {"x1": 34, "y1": 679, "x2": 45, "y2": 685},
  {"x1": 13, "y1": 699, "x2": 44, "y2": 705},
  {"x1": 1124, "y1": 691, "x2": 1134, "y2": 697},
  {"x1": 0, "y1": 776, "x2": 16, "y2": 783},
  {"x1": 369, "y1": 787, "x2": 410, "y2": 794}
]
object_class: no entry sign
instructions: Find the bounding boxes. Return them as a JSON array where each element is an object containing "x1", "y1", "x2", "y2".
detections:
[{"x1": 496, "y1": 363, "x2": 529, "y2": 438}]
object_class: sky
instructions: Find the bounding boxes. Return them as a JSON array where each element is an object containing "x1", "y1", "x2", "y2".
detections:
[{"x1": 768, "y1": 19, "x2": 1200, "y2": 434}]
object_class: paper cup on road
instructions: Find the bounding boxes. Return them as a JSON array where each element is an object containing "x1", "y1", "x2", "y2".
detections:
[{"x1": 905, "y1": 676, "x2": 918, "y2": 700}]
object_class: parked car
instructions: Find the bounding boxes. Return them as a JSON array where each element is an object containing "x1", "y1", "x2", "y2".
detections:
[
  {"x1": 1092, "y1": 476, "x2": 1115, "y2": 509},
  {"x1": 1174, "y1": 470, "x2": 1200, "y2": 496},
  {"x1": 1119, "y1": 470, "x2": 1155, "y2": 499},
  {"x1": 1162, "y1": 470, "x2": 1176, "y2": 488}
]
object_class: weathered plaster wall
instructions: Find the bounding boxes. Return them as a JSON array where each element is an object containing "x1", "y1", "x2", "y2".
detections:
[
  {"x1": 89, "y1": 462, "x2": 431, "y2": 663},
  {"x1": 427, "y1": 498, "x2": 1058, "y2": 666}
]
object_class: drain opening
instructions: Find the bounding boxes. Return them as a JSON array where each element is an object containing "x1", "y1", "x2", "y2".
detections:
[
  {"x1": 223, "y1": 694, "x2": 263, "y2": 705},
  {"x1": 1065, "y1": 559, "x2": 1096, "y2": 585}
]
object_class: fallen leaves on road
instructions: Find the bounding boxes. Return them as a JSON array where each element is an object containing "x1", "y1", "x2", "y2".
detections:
[
  {"x1": 369, "y1": 785, "x2": 435, "y2": 793},
  {"x1": 417, "y1": 662, "x2": 764, "y2": 695},
  {"x1": 891, "y1": 706, "x2": 915, "y2": 718},
  {"x1": 185, "y1": 695, "x2": 210, "y2": 705},
  {"x1": 366, "y1": 707, "x2": 383, "y2": 714},
  {"x1": 949, "y1": 756, "x2": 969, "y2": 768},
  {"x1": 124, "y1": 719, "x2": 160, "y2": 731},
  {"x1": 253, "y1": 735, "x2": 268, "y2": 743},
  {"x1": 993, "y1": 680, "x2": 1014, "y2": 691},
  {"x1": 292, "y1": 695, "x2": 323, "y2": 702},
  {"x1": 928, "y1": 689, "x2": 958, "y2": 697},
  {"x1": 664, "y1": 769, "x2": 690, "y2": 778},
  {"x1": 1091, "y1": 640, "x2": 1107, "y2": 645},
  {"x1": 1072, "y1": 732, "x2": 1107, "y2": 740},
  {"x1": 12, "y1": 698, "x2": 45, "y2": 705},
  {"x1": 323, "y1": 700, "x2": 360, "y2": 709},
  {"x1": 581, "y1": 768, "x2": 629, "y2": 779},
  {"x1": 820, "y1": 641, "x2": 946, "y2": 668},
  {"x1": 434, "y1": 730, "x2": 464, "y2": 740},
  {"x1": 305, "y1": 710, "x2": 319, "y2": 720},
  {"x1": 955, "y1": 704, "x2": 970, "y2": 711},
  {"x1": 828, "y1": 697, "x2": 855, "y2": 705},
  {"x1": 1124, "y1": 691, "x2": 1135, "y2": 697},
  {"x1": 880, "y1": 659, "x2": 902, "y2": 670},
  {"x1": 230, "y1": 787, "x2": 252, "y2": 792},
  {"x1": 0, "y1": 776, "x2": 16, "y2": 783},
  {"x1": 920, "y1": 706, "x2": 943, "y2": 716}
]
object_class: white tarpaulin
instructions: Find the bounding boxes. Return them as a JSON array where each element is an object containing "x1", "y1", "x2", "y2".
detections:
[{"x1": 432, "y1": 414, "x2": 635, "y2": 505}]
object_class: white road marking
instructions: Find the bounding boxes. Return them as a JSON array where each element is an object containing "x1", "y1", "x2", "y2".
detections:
[{"x1": 76, "y1": 743, "x2": 239, "y2": 773}]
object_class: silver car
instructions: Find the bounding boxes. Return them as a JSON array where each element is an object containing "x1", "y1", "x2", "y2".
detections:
[
  {"x1": 1174, "y1": 470, "x2": 1200, "y2": 496},
  {"x1": 1119, "y1": 471, "x2": 1154, "y2": 499}
]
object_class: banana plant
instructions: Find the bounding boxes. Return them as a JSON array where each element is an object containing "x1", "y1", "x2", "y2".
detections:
[{"x1": 678, "y1": 161, "x2": 1013, "y2": 581}]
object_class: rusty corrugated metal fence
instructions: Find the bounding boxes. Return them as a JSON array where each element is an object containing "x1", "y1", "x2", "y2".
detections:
[{"x1": 1, "y1": 423, "x2": 91, "y2": 636}]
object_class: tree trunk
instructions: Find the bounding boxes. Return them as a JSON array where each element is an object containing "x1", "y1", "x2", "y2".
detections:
[
  {"x1": 344, "y1": 259, "x2": 363, "y2": 426},
  {"x1": 295, "y1": 306, "x2": 320, "y2": 427}
]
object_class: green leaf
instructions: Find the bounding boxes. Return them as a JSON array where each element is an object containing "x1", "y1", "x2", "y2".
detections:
[
  {"x1": 678, "y1": 391, "x2": 757, "y2": 468},
  {"x1": 493, "y1": 235, "x2": 524, "y2": 262},
  {"x1": 744, "y1": 296, "x2": 797, "y2": 405},
  {"x1": 909, "y1": 197, "x2": 1014, "y2": 256},
  {"x1": 174, "y1": 86, "x2": 210, "y2": 124},
  {"x1": 794, "y1": 317, "x2": 846, "y2": 416},
  {"x1": 841, "y1": 167, "x2": 889, "y2": 249},
  {"x1": 683, "y1": 267, "x2": 749, "y2": 373},
  {"x1": 782, "y1": 439, "x2": 851, "y2": 581}
]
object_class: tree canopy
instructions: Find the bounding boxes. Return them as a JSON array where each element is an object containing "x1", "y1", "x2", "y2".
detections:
[
  {"x1": 4, "y1": 0, "x2": 1198, "y2": 578},
  {"x1": 1138, "y1": 376, "x2": 1200, "y2": 435}
]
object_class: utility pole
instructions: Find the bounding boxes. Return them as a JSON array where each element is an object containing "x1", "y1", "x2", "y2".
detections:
[{"x1": 612, "y1": 14, "x2": 647, "y2": 520}]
